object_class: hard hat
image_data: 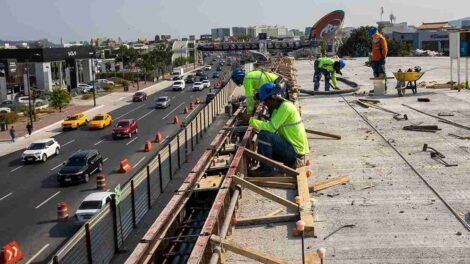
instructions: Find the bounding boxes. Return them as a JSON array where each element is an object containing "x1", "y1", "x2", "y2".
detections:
[
  {"x1": 254, "y1": 82, "x2": 279, "y2": 102},
  {"x1": 339, "y1": 59, "x2": 346, "y2": 69},
  {"x1": 368, "y1": 27, "x2": 378, "y2": 36},
  {"x1": 231, "y1": 69, "x2": 246, "y2": 86}
]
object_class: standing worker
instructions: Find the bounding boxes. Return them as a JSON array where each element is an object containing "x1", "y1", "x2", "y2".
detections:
[
  {"x1": 26, "y1": 123, "x2": 33, "y2": 137},
  {"x1": 369, "y1": 27, "x2": 388, "y2": 78},
  {"x1": 313, "y1": 57, "x2": 345, "y2": 92},
  {"x1": 249, "y1": 83, "x2": 309, "y2": 176},
  {"x1": 231, "y1": 68, "x2": 280, "y2": 117},
  {"x1": 9, "y1": 126, "x2": 16, "y2": 143}
]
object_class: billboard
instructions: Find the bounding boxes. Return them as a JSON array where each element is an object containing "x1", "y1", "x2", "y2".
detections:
[{"x1": 310, "y1": 10, "x2": 345, "y2": 40}]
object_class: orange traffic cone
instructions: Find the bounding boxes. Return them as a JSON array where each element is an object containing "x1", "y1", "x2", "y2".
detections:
[
  {"x1": 57, "y1": 202, "x2": 69, "y2": 222},
  {"x1": 173, "y1": 116, "x2": 180, "y2": 125},
  {"x1": 155, "y1": 132, "x2": 163, "y2": 143},
  {"x1": 183, "y1": 107, "x2": 189, "y2": 114},
  {"x1": 96, "y1": 173, "x2": 106, "y2": 190},
  {"x1": 189, "y1": 102, "x2": 194, "y2": 110},
  {"x1": 195, "y1": 98, "x2": 201, "y2": 104},
  {"x1": 144, "y1": 140, "x2": 152, "y2": 152}
]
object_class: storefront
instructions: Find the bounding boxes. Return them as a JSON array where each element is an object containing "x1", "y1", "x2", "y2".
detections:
[
  {"x1": 417, "y1": 22, "x2": 453, "y2": 55},
  {"x1": 0, "y1": 47, "x2": 94, "y2": 102}
]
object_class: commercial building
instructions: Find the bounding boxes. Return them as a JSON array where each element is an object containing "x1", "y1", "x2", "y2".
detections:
[
  {"x1": 232, "y1": 27, "x2": 248, "y2": 37},
  {"x1": 417, "y1": 22, "x2": 453, "y2": 53},
  {"x1": 200, "y1": 34, "x2": 213, "y2": 42},
  {"x1": 0, "y1": 47, "x2": 94, "y2": 102},
  {"x1": 305, "y1": 27, "x2": 312, "y2": 38},
  {"x1": 248, "y1": 25, "x2": 289, "y2": 39},
  {"x1": 189, "y1": 35, "x2": 196, "y2": 41},
  {"x1": 211, "y1": 28, "x2": 231, "y2": 41}
]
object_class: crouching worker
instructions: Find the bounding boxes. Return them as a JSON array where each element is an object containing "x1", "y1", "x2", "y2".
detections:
[
  {"x1": 249, "y1": 83, "x2": 310, "y2": 176},
  {"x1": 313, "y1": 57, "x2": 345, "y2": 92}
]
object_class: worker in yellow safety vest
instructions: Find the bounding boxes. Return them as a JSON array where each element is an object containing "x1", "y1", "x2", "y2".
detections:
[
  {"x1": 249, "y1": 82, "x2": 309, "y2": 176},
  {"x1": 313, "y1": 57, "x2": 345, "y2": 92},
  {"x1": 231, "y1": 68, "x2": 280, "y2": 116}
]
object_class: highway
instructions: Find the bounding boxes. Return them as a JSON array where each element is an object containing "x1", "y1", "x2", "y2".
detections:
[{"x1": 0, "y1": 61, "x2": 229, "y2": 263}]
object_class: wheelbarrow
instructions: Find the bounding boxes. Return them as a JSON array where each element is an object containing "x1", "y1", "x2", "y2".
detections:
[{"x1": 393, "y1": 71, "x2": 425, "y2": 97}]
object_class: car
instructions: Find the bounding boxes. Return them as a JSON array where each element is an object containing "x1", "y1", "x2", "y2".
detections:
[
  {"x1": 62, "y1": 112, "x2": 88, "y2": 130},
  {"x1": 172, "y1": 76, "x2": 182, "y2": 81},
  {"x1": 17, "y1": 96, "x2": 45, "y2": 107},
  {"x1": 88, "y1": 113, "x2": 112, "y2": 129},
  {"x1": 202, "y1": 80, "x2": 211, "y2": 88},
  {"x1": 212, "y1": 72, "x2": 220, "y2": 79},
  {"x1": 216, "y1": 66, "x2": 222, "y2": 72},
  {"x1": 75, "y1": 192, "x2": 115, "y2": 224},
  {"x1": 77, "y1": 83, "x2": 94, "y2": 93},
  {"x1": 0, "y1": 107, "x2": 11, "y2": 113},
  {"x1": 57, "y1": 149, "x2": 103, "y2": 185},
  {"x1": 206, "y1": 89, "x2": 217, "y2": 103},
  {"x1": 204, "y1": 65, "x2": 212, "y2": 70},
  {"x1": 0, "y1": 100, "x2": 16, "y2": 108},
  {"x1": 155, "y1": 96, "x2": 171, "y2": 109},
  {"x1": 186, "y1": 75, "x2": 195, "y2": 84},
  {"x1": 22, "y1": 138, "x2": 60, "y2": 163},
  {"x1": 96, "y1": 79, "x2": 115, "y2": 86},
  {"x1": 195, "y1": 70, "x2": 203, "y2": 76},
  {"x1": 172, "y1": 80, "x2": 185, "y2": 91},
  {"x1": 199, "y1": 75, "x2": 209, "y2": 81},
  {"x1": 112, "y1": 119, "x2": 138, "y2": 139},
  {"x1": 133, "y1": 92, "x2": 147, "y2": 102},
  {"x1": 192, "y1": 82, "x2": 204, "y2": 91}
]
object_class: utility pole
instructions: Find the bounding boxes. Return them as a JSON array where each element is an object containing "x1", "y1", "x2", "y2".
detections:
[{"x1": 25, "y1": 53, "x2": 40, "y2": 128}]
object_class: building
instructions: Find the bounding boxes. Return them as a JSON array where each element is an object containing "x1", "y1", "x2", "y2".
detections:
[
  {"x1": 288, "y1": 29, "x2": 304, "y2": 37},
  {"x1": 232, "y1": 27, "x2": 248, "y2": 37},
  {"x1": 200, "y1": 34, "x2": 213, "y2": 42},
  {"x1": 389, "y1": 32, "x2": 420, "y2": 50},
  {"x1": 0, "y1": 47, "x2": 94, "y2": 102},
  {"x1": 211, "y1": 28, "x2": 231, "y2": 41},
  {"x1": 417, "y1": 22, "x2": 454, "y2": 53},
  {"x1": 161, "y1": 35, "x2": 172, "y2": 41},
  {"x1": 189, "y1": 35, "x2": 196, "y2": 41},
  {"x1": 305, "y1": 27, "x2": 312, "y2": 38},
  {"x1": 248, "y1": 25, "x2": 289, "y2": 39}
]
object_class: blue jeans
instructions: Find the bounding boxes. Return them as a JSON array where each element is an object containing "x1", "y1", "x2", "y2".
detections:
[
  {"x1": 371, "y1": 60, "x2": 385, "y2": 78},
  {"x1": 257, "y1": 131, "x2": 298, "y2": 172}
]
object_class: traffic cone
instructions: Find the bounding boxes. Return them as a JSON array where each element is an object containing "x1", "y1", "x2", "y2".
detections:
[
  {"x1": 155, "y1": 132, "x2": 163, "y2": 143},
  {"x1": 96, "y1": 173, "x2": 106, "y2": 190},
  {"x1": 173, "y1": 116, "x2": 180, "y2": 125},
  {"x1": 189, "y1": 102, "x2": 194, "y2": 110},
  {"x1": 183, "y1": 107, "x2": 189, "y2": 114},
  {"x1": 144, "y1": 140, "x2": 153, "y2": 152},
  {"x1": 195, "y1": 98, "x2": 201, "y2": 104},
  {"x1": 57, "y1": 202, "x2": 69, "y2": 222}
]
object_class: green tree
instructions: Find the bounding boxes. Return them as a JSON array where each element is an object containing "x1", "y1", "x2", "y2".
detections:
[
  {"x1": 48, "y1": 88, "x2": 71, "y2": 112},
  {"x1": 173, "y1": 57, "x2": 187, "y2": 67},
  {"x1": 338, "y1": 26, "x2": 374, "y2": 57},
  {"x1": 388, "y1": 40, "x2": 412, "y2": 57}
]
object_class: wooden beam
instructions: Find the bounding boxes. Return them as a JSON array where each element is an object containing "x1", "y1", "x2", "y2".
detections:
[
  {"x1": 305, "y1": 251, "x2": 321, "y2": 264},
  {"x1": 265, "y1": 208, "x2": 283, "y2": 217},
  {"x1": 245, "y1": 177, "x2": 297, "y2": 183},
  {"x1": 296, "y1": 167, "x2": 315, "y2": 237},
  {"x1": 305, "y1": 129, "x2": 341, "y2": 140},
  {"x1": 249, "y1": 181, "x2": 296, "y2": 190},
  {"x1": 309, "y1": 176, "x2": 350, "y2": 192},
  {"x1": 242, "y1": 147, "x2": 298, "y2": 176},
  {"x1": 358, "y1": 98, "x2": 380, "y2": 104},
  {"x1": 356, "y1": 100, "x2": 370, "y2": 108},
  {"x1": 210, "y1": 235, "x2": 291, "y2": 264},
  {"x1": 235, "y1": 213, "x2": 298, "y2": 226},
  {"x1": 232, "y1": 176, "x2": 299, "y2": 210}
]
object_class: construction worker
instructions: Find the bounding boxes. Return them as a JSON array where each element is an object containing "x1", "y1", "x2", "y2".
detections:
[
  {"x1": 313, "y1": 57, "x2": 345, "y2": 92},
  {"x1": 249, "y1": 83, "x2": 309, "y2": 175},
  {"x1": 369, "y1": 27, "x2": 388, "y2": 78},
  {"x1": 231, "y1": 68, "x2": 280, "y2": 116}
]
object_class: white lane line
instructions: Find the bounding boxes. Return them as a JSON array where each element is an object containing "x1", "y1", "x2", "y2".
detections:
[
  {"x1": 103, "y1": 157, "x2": 109, "y2": 162},
  {"x1": 94, "y1": 139, "x2": 104, "y2": 146},
  {"x1": 137, "y1": 109, "x2": 156, "y2": 121},
  {"x1": 10, "y1": 165, "x2": 24, "y2": 173},
  {"x1": 186, "y1": 105, "x2": 200, "y2": 119},
  {"x1": 62, "y1": 139, "x2": 75, "y2": 147},
  {"x1": 114, "y1": 104, "x2": 146, "y2": 120},
  {"x1": 162, "y1": 102, "x2": 185, "y2": 119},
  {"x1": 50, "y1": 162, "x2": 64, "y2": 171},
  {"x1": 0, "y1": 192, "x2": 13, "y2": 202},
  {"x1": 126, "y1": 137, "x2": 139, "y2": 146},
  {"x1": 172, "y1": 96, "x2": 176, "y2": 99},
  {"x1": 134, "y1": 156, "x2": 146, "y2": 168},
  {"x1": 35, "y1": 191, "x2": 61, "y2": 209},
  {"x1": 25, "y1": 244, "x2": 50, "y2": 264}
]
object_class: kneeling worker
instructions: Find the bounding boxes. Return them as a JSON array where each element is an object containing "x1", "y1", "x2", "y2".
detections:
[
  {"x1": 313, "y1": 58, "x2": 345, "y2": 92},
  {"x1": 249, "y1": 83, "x2": 310, "y2": 175}
]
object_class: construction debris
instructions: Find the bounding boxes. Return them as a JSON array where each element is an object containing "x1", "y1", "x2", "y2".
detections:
[
  {"x1": 448, "y1": 133, "x2": 470, "y2": 140},
  {"x1": 417, "y1": 98, "x2": 431, "y2": 102},
  {"x1": 309, "y1": 176, "x2": 350, "y2": 192},
  {"x1": 323, "y1": 224, "x2": 356, "y2": 240},
  {"x1": 403, "y1": 125, "x2": 441, "y2": 132},
  {"x1": 423, "y1": 144, "x2": 458, "y2": 167},
  {"x1": 306, "y1": 129, "x2": 342, "y2": 140}
]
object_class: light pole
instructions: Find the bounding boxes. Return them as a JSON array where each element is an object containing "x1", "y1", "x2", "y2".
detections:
[
  {"x1": 25, "y1": 53, "x2": 40, "y2": 127},
  {"x1": 89, "y1": 51, "x2": 97, "y2": 107}
]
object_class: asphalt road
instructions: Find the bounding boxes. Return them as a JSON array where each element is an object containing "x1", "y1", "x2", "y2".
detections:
[{"x1": 0, "y1": 62, "x2": 228, "y2": 263}]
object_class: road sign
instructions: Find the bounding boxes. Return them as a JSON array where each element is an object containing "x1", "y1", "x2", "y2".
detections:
[{"x1": 114, "y1": 184, "x2": 121, "y2": 204}]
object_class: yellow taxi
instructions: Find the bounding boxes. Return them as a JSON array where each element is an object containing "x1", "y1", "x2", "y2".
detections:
[
  {"x1": 88, "y1": 113, "x2": 112, "y2": 129},
  {"x1": 62, "y1": 112, "x2": 88, "y2": 130}
]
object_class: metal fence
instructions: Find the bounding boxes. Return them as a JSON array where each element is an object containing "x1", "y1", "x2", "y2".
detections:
[{"x1": 50, "y1": 79, "x2": 236, "y2": 264}]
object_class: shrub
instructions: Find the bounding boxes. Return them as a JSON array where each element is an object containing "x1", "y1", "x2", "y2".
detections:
[
  {"x1": 102, "y1": 84, "x2": 114, "y2": 92},
  {"x1": 0, "y1": 112, "x2": 19, "y2": 124},
  {"x1": 48, "y1": 88, "x2": 72, "y2": 112},
  {"x1": 81, "y1": 93, "x2": 93, "y2": 100}
]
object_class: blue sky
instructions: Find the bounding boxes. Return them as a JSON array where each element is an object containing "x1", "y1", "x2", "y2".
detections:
[{"x1": 1, "y1": 0, "x2": 469, "y2": 42}]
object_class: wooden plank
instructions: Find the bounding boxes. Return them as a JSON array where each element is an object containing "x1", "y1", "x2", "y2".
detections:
[
  {"x1": 305, "y1": 251, "x2": 321, "y2": 264},
  {"x1": 358, "y1": 98, "x2": 380, "y2": 104},
  {"x1": 242, "y1": 147, "x2": 299, "y2": 176},
  {"x1": 249, "y1": 181, "x2": 296, "y2": 190},
  {"x1": 246, "y1": 177, "x2": 297, "y2": 183},
  {"x1": 296, "y1": 167, "x2": 315, "y2": 237},
  {"x1": 235, "y1": 213, "x2": 298, "y2": 226},
  {"x1": 265, "y1": 208, "x2": 283, "y2": 217},
  {"x1": 309, "y1": 176, "x2": 350, "y2": 192},
  {"x1": 305, "y1": 129, "x2": 341, "y2": 140},
  {"x1": 195, "y1": 175, "x2": 223, "y2": 190},
  {"x1": 232, "y1": 176, "x2": 299, "y2": 210},
  {"x1": 356, "y1": 100, "x2": 370, "y2": 108},
  {"x1": 210, "y1": 235, "x2": 291, "y2": 264},
  {"x1": 369, "y1": 77, "x2": 394, "y2": 80}
]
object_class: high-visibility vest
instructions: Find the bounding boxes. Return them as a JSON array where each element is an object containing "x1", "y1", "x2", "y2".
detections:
[{"x1": 243, "y1": 70, "x2": 279, "y2": 115}]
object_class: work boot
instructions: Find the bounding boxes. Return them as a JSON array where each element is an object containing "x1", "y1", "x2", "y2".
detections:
[{"x1": 293, "y1": 156, "x2": 306, "y2": 169}]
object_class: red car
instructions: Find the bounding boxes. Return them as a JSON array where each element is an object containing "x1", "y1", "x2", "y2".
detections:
[
  {"x1": 112, "y1": 119, "x2": 138, "y2": 139},
  {"x1": 133, "y1": 92, "x2": 147, "y2": 102}
]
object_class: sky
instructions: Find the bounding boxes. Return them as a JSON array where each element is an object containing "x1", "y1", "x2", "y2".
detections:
[{"x1": 1, "y1": 0, "x2": 469, "y2": 43}]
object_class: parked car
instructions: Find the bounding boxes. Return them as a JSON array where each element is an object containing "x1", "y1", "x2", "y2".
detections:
[
  {"x1": 192, "y1": 82, "x2": 204, "y2": 91},
  {"x1": 155, "y1": 96, "x2": 171, "y2": 109},
  {"x1": 172, "y1": 80, "x2": 185, "y2": 91},
  {"x1": 88, "y1": 113, "x2": 112, "y2": 129},
  {"x1": 57, "y1": 149, "x2": 103, "y2": 185},
  {"x1": 77, "y1": 83, "x2": 94, "y2": 93},
  {"x1": 204, "y1": 65, "x2": 212, "y2": 70},
  {"x1": 202, "y1": 80, "x2": 211, "y2": 88},
  {"x1": 0, "y1": 107, "x2": 11, "y2": 113},
  {"x1": 212, "y1": 72, "x2": 220, "y2": 79},
  {"x1": 112, "y1": 119, "x2": 138, "y2": 139},
  {"x1": 0, "y1": 100, "x2": 16, "y2": 108},
  {"x1": 17, "y1": 96, "x2": 45, "y2": 107},
  {"x1": 62, "y1": 112, "x2": 88, "y2": 130},
  {"x1": 75, "y1": 192, "x2": 115, "y2": 224},
  {"x1": 22, "y1": 138, "x2": 60, "y2": 163},
  {"x1": 186, "y1": 75, "x2": 195, "y2": 84},
  {"x1": 133, "y1": 92, "x2": 147, "y2": 102}
]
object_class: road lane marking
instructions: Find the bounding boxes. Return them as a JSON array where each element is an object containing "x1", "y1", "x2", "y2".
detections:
[
  {"x1": 134, "y1": 156, "x2": 146, "y2": 168},
  {"x1": 10, "y1": 166, "x2": 24, "y2": 173},
  {"x1": 0, "y1": 192, "x2": 13, "y2": 202},
  {"x1": 25, "y1": 244, "x2": 50, "y2": 264},
  {"x1": 138, "y1": 109, "x2": 156, "y2": 121},
  {"x1": 62, "y1": 139, "x2": 75, "y2": 147},
  {"x1": 163, "y1": 102, "x2": 185, "y2": 119},
  {"x1": 186, "y1": 105, "x2": 200, "y2": 119},
  {"x1": 51, "y1": 162, "x2": 64, "y2": 171},
  {"x1": 103, "y1": 157, "x2": 109, "y2": 162},
  {"x1": 35, "y1": 191, "x2": 61, "y2": 209},
  {"x1": 126, "y1": 137, "x2": 139, "y2": 146},
  {"x1": 172, "y1": 96, "x2": 176, "y2": 99},
  {"x1": 94, "y1": 139, "x2": 104, "y2": 146},
  {"x1": 114, "y1": 104, "x2": 146, "y2": 120}
]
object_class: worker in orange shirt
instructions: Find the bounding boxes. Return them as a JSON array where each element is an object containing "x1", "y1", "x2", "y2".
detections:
[{"x1": 369, "y1": 27, "x2": 388, "y2": 78}]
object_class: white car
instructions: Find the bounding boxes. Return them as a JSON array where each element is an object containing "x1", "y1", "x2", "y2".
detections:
[
  {"x1": 192, "y1": 82, "x2": 204, "y2": 91},
  {"x1": 96, "y1": 79, "x2": 115, "y2": 86},
  {"x1": 17, "y1": 96, "x2": 45, "y2": 107},
  {"x1": 155, "y1": 96, "x2": 171, "y2": 109},
  {"x1": 75, "y1": 192, "x2": 115, "y2": 224},
  {"x1": 202, "y1": 80, "x2": 211, "y2": 88},
  {"x1": 172, "y1": 80, "x2": 185, "y2": 91},
  {"x1": 204, "y1": 65, "x2": 212, "y2": 70},
  {"x1": 78, "y1": 83, "x2": 94, "y2": 93},
  {"x1": 22, "y1": 138, "x2": 60, "y2": 163},
  {"x1": 0, "y1": 107, "x2": 11, "y2": 113}
]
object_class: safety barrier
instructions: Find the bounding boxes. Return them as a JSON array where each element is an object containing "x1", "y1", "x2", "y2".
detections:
[{"x1": 48, "y1": 72, "x2": 235, "y2": 264}]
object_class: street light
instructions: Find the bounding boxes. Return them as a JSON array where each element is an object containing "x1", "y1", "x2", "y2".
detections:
[
  {"x1": 25, "y1": 53, "x2": 40, "y2": 128},
  {"x1": 89, "y1": 51, "x2": 97, "y2": 107}
]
